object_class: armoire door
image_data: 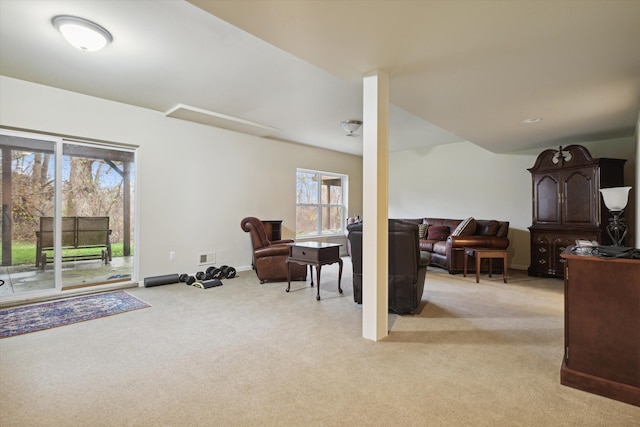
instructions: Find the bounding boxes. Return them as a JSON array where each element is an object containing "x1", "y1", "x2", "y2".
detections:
[
  {"x1": 533, "y1": 171, "x2": 561, "y2": 225},
  {"x1": 562, "y1": 167, "x2": 597, "y2": 226}
]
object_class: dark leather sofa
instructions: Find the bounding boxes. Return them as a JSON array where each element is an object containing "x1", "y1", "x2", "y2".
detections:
[
  {"x1": 400, "y1": 217, "x2": 510, "y2": 274},
  {"x1": 347, "y1": 219, "x2": 428, "y2": 314}
]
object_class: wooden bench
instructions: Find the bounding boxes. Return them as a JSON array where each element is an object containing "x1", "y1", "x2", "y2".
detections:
[{"x1": 35, "y1": 217, "x2": 112, "y2": 269}]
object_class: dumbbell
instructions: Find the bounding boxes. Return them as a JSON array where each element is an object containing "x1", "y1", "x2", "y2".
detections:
[
  {"x1": 220, "y1": 265, "x2": 236, "y2": 279},
  {"x1": 179, "y1": 273, "x2": 198, "y2": 285},
  {"x1": 206, "y1": 266, "x2": 224, "y2": 279},
  {"x1": 195, "y1": 271, "x2": 213, "y2": 281},
  {"x1": 179, "y1": 273, "x2": 209, "y2": 286}
]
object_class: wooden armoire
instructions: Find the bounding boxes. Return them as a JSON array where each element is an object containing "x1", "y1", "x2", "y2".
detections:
[{"x1": 528, "y1": 145, "x2": 626, "y2": 278}]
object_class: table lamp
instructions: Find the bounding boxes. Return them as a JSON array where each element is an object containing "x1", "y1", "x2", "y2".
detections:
[{"x1": 599, "y1": 186, "x2": 632, "y2": 246}]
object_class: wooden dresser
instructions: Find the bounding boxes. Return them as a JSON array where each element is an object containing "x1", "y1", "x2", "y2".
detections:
[
  {"x1": 560, "y1": 249, "x2": 640, "y2": 407},
  {"x1": 528, "y1": 145, "x2": 626, "y2": 278}
]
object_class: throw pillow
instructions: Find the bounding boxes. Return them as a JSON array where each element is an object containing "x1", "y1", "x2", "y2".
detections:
[
  {"x1": 478, "y1": 220, "x2": 499, "y2": 236},
  {"x1": 346, "y1": 216, "x2": 362, "y2": 226},
  {"x1": 427, "y1": 225, "x2": 450, "y2": 241},
  {"x1": 451, "y1": 217, "x2": 477, "y2": 236},
  {"x1": 418, "y1": 224, "x2": 429, "y2": 239}
]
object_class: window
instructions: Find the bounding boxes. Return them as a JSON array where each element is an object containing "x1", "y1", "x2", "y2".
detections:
[{"x1": 296, "y1": 169, "x2": 347, "y2": 237}]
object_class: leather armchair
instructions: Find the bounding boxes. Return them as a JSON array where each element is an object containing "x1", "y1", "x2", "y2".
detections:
[
  {"x1": 347, "y1": 219, "x2": 428, "y2": 314},
  {"x1": 240, "y1": 217, "x2": 307, "y2": 284}
]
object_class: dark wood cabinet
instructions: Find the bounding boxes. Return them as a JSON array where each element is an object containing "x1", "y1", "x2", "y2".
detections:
[
  {"x1": 528, "y1": 145, "x2": 626, "y2": 278},
  {"x1": 261, "y1": 220, "x2": 282, "y2": 241},
  {"x1": 560, "y1": 250, "x2": 640, "y2": 407}
]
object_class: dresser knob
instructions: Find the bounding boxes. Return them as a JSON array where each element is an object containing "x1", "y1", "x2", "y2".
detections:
[
  {"x1": 302, "y1": 251, "x2": 306, "y2": 255},
  {"x1": 539, "y1": 259, "x2": 546, "y2": 264},
  {"x1": 538, "y1": 247, "x2": 546, "y2": 253},
  {"x1": 559, "y1": 247, "x2": 565, "y2": 251}
]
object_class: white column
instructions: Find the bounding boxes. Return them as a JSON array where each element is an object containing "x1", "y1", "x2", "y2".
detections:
[{"x1": 362, "y1": 70, "x2": 389, "y2": 341}]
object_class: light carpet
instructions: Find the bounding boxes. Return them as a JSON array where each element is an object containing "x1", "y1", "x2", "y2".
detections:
[{"x1": 0, "y1": 261, "x2": 638, "y2": 426}]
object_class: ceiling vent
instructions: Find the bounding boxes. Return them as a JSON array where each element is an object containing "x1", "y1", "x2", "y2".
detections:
[{"x1": 165, "y1": 104, "x2": 278, "y2": 137}]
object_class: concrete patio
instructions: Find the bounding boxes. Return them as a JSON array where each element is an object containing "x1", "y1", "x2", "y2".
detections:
[{"x1": 0, "y1": 256, "x2": 133, "y2": 296}]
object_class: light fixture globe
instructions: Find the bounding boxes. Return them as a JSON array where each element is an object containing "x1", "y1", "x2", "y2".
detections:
[
  {"x1": 340, "y1": 119, "x2": 362, "y2": 137},
  {"x1": 52, "y1": 15, "x2": 113, "y2": 52}
]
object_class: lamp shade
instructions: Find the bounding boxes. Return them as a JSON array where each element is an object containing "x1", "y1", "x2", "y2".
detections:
[{"x1": 600, "y1": 186, "x2": 631, "y2": 211}]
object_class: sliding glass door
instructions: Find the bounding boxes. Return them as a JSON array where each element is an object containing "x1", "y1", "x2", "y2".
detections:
[{"x1": 0, "y1": 129, "x2": 136, "y2": 297}]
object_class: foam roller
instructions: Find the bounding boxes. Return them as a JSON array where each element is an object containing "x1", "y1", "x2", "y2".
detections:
[{"x1": 144, "y1": 273, "x2": 180, "y2": 287}]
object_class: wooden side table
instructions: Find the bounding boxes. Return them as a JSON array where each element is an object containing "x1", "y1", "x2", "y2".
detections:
[
  {"x1": 286, "y1": 242, "x2": 342, "y2": 300},
  {"x1": 463, "y1": 247, "x2": 508, "y2": 283}
]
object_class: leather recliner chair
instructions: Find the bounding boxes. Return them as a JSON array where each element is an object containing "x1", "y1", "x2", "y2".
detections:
[
  {"x1": 240, "y1": 217, "x2": 307, "y2": 284},
  {"x1": 347, "y1": 219, "x2": 428, "y2": 314}
]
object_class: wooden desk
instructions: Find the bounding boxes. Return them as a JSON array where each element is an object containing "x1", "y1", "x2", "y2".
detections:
[
  {"x1": 560, "y1": 248, "x2": 640, "y2": 407},
  {"x1": 286, "y1": 242, "x2": 342, "y2": 300},
  {"x1": 463, "y1": 247, "x2": 508, "y2": 283}
]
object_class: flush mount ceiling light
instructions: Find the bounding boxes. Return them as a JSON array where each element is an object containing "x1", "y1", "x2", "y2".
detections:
[
  {"x1": 523, "y1": 117, "x2": 542, "y2": 124},
  {"x1": 52, "y1": 15, "x2": 113, "y2": 52},
  {"x1": 340, "y1": 120, "x2": 362, "y2": 137}
]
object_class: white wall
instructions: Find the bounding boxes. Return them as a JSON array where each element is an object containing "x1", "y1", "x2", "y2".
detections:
[
  {"x1": 389, "y1": 138, "x2": 637, "y2": 270},
  {"x1": 0, "y1": 76, "x2": 363, "y2": 281}
]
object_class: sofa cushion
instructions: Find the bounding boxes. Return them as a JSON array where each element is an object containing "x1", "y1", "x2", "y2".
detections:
[
  {"x1": 495, "y1": 221, "x2": 509, "y2": 238},
  {"x1": 477, "y1": 220, "x2": 499, "y2": 236},
  {"x1": 451, "y1": 217, "x2": 476, "y2": 236},
  {"x1": 418, "y1": 224, "x2": 429, "y2": 239},
  {"x1": 420, "y1": 240, "x2": 437, "y2": 252},
  {"x1": 432, "y1": 241, "x2": 448, "y2": 255},
  {"x1": 427, "y1": 225, "x2": 450, "y2": 240}
]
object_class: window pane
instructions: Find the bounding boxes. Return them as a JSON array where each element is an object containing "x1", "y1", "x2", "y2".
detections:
[
  {"x1": 321, "y1": 175, "x2": 342, "y2": 204},
  {"x1": 322, "y1": 206, "x2": 343, "y2": 234},
  {"x1": 296, "y1": 171, "x2": 317, "y2": 204},
  {"x1": 1, "y1": 135, "x2": 56, "y2": 294},
  {"x1": 296, "y1": 169, "x2": 346, "y2": 237},
  {"x1": 296, "y1": 206, "x2": 318, "y2": 237},
  {"x1": 60, "y1": 143, "x2": 135, "y2": 289}
]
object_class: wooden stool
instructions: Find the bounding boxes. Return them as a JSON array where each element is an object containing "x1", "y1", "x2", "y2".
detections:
[{"x1": 463, "y1": 247, "x2": 508, "y2": 283}]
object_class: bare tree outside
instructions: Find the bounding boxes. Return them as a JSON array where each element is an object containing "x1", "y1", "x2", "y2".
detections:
[{"x1": 1, "y1": 139, "x2": 134, "y2": 266}]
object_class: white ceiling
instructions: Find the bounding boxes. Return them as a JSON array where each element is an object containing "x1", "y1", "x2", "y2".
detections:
[{"x1": 1, "y1": 1, "x2": 638, "y2": 156}]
